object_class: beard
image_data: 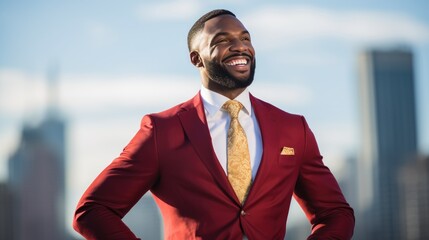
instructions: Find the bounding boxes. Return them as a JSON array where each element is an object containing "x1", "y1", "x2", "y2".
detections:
[{"x1": 206, "y1": 58, "x2": 256, "y2": 89}]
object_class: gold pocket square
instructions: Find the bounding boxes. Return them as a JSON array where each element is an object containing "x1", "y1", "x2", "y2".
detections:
[{"x1": 280, "y1": 147, "x2": 295, "y2": 155}]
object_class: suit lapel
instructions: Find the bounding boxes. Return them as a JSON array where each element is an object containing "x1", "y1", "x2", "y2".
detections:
[
  {"x1": 178, "y1": 93, "x2": 237, "y2": 203},
  {"x1": 246, "y1": 95, "x2": 280, "y2": 202},
  {"x1": 177, "y1": 93, "x2": 282, "y2": 205}
]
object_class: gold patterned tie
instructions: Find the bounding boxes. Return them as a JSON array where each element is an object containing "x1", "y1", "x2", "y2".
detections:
[{"x1": 223, "y1": 100, "x2": 252, "y2": 205}]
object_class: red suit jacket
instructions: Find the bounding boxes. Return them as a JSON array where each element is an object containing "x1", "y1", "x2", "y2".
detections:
[{"x1": 73, "y1": 93, "x2": 354, "y2": 239}]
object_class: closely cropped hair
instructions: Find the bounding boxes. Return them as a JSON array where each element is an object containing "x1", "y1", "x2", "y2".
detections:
[{"x1": 187, "y1": 9, "x2": 236, "y2": 52}]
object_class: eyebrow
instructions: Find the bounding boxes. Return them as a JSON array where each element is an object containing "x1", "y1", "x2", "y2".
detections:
[{"x1": 212, "y1": 30, "x2": 250, "y2": 41}]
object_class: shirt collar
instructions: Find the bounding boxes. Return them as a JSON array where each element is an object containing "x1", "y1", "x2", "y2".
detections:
[{"x1": 200, "y1": 85, "x2": 252, "y2": 117}]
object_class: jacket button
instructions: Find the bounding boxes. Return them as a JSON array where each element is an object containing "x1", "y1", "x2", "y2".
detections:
[{"x1": 241, "y1": 210, "x2": 246, "y2": 216}]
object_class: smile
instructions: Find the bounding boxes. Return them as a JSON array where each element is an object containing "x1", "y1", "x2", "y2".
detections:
[{"x1": 225, "y1": 58, "x2": 248, "y2": 66}]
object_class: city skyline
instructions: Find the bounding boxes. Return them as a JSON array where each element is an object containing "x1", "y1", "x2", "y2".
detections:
[
  {"x1": 1, "y1": 1, "x2": 429, "y2": 238},
  {"x1": 357, "y1": 49, "x2": 419, "y2": 239},
  {"x1": 7, "y1": 111, "x2": 68, "y2": 239}
]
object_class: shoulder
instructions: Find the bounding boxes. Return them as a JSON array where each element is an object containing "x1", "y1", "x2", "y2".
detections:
[{"x1": 251, "y1": 95, "x2": 315, "y2": 142}]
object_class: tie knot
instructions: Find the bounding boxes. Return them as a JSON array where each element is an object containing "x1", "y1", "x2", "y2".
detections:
[{"x1": 222, "y1": 100, "x2": 243, "y2": 119}]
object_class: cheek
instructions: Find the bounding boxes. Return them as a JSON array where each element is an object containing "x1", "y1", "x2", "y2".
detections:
[
  {"x1": 209, "y1": 49, "x2": 226, "y2": 62},
  {"x1": 248, "y1": 45, "x2": 255, "y2": 56}
]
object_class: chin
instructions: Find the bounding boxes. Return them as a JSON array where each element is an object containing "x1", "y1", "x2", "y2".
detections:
[{"x1": 235, "y1": 77, "x2": 253, "y2": 89}]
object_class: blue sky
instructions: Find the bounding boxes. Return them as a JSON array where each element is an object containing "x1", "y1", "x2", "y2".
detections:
[{"x1": 1, "y1": 0, "x2": 429, "y2": 234}]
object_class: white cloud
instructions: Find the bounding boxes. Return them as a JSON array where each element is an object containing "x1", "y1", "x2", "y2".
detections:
[
  {"x1": 243, "y1": 6, "x2": 429, "y2": 48},
  {"x1": 0, "y1": 69, "x2": 313, "y2": 119},
  {"x1": 86, "y1": 22, "x2": 115, "y2": 47},
  {"x1": 250, "y1": 82, "x2": 312, "y2": 107},
  {"x1": 137, "y1": 0, "x2": 202, "y2": 21},
  {"x1": 58, "y1": 74, "x2": 313, "y2": 118},
  {"x1": 59, "y1": 74, "x2": 200, "y2": 115},
  {"x1": 0, "y1": 69, "x2": 47, "y2": 117}
]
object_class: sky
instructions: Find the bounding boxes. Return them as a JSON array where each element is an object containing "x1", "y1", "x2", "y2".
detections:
[{"x1": 1, "y1": 0, "x2": 429, "y2": 235}]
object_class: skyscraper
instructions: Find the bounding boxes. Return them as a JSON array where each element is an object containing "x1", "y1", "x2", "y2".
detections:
[
  {"x1": 398, "y1": 155, "x2": 429, "y2": 240},
  {"x1": 0, "y1": 182, "x2": 13, "y2": 240},
  {"x1": 8, "y1": 116, "x2": 67, "y2": 240},
  {"x1": 7, "y1": 65, "x2": 68, "y2": 240},
  {"x1": 358, "y1": 49, "x2": 418, "y2": 239}
]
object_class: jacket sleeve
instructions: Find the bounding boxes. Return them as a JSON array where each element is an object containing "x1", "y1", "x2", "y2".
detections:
[
  {"x1": 294, "y1": 117, "x2": 355, "y2": 240},
  {"x1": 73, "y1": 115, "x2": 159, "y2": 240}
]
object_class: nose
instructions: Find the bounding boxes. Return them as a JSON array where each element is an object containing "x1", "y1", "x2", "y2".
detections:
[{"x1": 229, "y1": 38, "x2": 247, "y2": 52}]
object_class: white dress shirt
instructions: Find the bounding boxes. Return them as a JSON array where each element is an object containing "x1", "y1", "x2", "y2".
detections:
[{"x1": 200, "y1": 86, "x2": 263, "y2": 180}]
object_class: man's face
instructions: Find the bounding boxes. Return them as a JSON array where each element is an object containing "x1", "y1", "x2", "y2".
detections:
[{"x1": 194, "y1": 15, "x2": 256, "y2": 89}]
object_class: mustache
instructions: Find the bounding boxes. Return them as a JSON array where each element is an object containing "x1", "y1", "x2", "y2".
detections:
[{"x1": 223, "y1": 53, "x2": 253, "y2": 62}]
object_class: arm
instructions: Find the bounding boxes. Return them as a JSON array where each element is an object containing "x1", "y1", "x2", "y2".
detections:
[
  {"x1": 73, "y1": 116, "x2": 159, "y2": 240},
  {"x1": 294, "y1": 117, "x2": 355, "y2": 240}
]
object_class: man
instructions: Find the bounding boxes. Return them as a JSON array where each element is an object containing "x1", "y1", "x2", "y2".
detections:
[{"x1": 73, "y1": 9, "x2": 354, "y2": 239}]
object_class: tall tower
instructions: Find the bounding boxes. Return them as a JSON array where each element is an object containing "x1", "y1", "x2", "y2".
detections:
[
  {"x1": 358, "y1": 49, "x2": 418, "y2": 239},
  {"x1": 398, "y1": 155, "x2": 429, "y2": 240},
  {"x1": 0, "y1": 182, "x2": 13, "y2": 239},
  {"x1": 8, "y1": 65, "x2": 68, "y2": 240}
]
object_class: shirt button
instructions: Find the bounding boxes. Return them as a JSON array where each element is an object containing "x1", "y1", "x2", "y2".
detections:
[{"x1": 241, "y1": 210, "x2": 246, "y2": 216}]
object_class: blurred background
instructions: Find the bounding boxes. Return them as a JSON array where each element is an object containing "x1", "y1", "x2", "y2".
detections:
[{"x1": 1, "y1": 0, "x2": 428, "y2": 239}]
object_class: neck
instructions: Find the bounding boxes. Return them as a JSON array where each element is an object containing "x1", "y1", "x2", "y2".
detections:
[{"x1": 203, "y1": 80, "x2": 246, "y2": 99}]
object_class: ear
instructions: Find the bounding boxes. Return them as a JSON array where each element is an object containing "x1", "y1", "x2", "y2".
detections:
[{"x1": 190, "y1": 51, "x2": 203, "y2": 67}]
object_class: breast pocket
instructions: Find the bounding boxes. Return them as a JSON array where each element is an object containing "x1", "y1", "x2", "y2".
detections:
[{"x1": 278, "y1": 155, "x2": 296, "y2": 167}]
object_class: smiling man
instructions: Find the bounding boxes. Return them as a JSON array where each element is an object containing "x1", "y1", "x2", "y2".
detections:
[
  {"x1": 189, "y1": 12, "x2": 256, "y2": 98},
  {"x1": 73, "y1": 9, "x2": 355, "y2": 239}
]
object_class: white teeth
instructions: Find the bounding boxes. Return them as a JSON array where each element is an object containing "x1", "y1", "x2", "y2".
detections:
[{"x1": 226, "y1": 59, "x2": 247, "y2": 66}]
